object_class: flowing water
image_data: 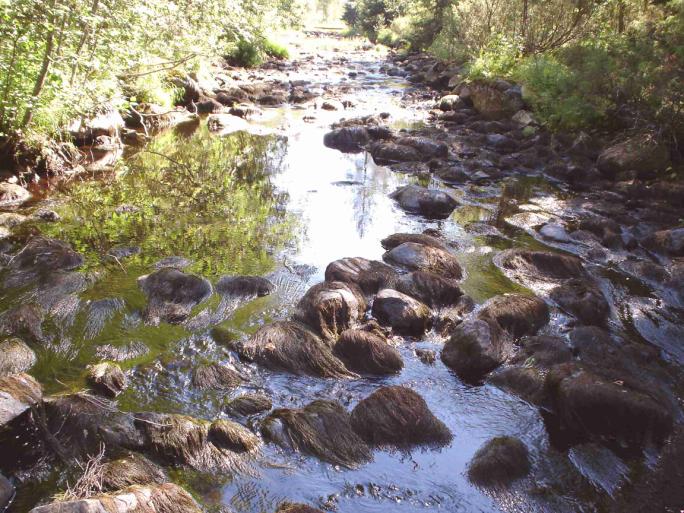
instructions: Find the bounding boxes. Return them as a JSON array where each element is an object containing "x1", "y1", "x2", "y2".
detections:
[{"x1": 1, "y1": 34, "x2": 682, "y2": 513}]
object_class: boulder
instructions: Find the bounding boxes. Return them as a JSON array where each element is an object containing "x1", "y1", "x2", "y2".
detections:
[
  {"x1": 350, "y1": 386, "x2": 451, "y2": 446},
  {"x1": 436, "y1": 165, "x2": 470, "y2": 184},
  {"x1": 101, "y1": 453, "x2": 167, "y2": 491},
  {"x1": 380, "y1": 232, "x2": 449, "y2": 251},
  {"x1": 191, "y1": 363, "x2": 243, "y2": 389},
  {"x1": 383, "y1": 242, "x2": 462, "y2": 279},
  {"x1": 549, "y1": 279, "x2": 609, "y2": 326},
  {"x1": 237, "y1": 321, "x2": 353, "y2": 378},
  {"x1": 294, "y1": 281, "x2": 366, "y2": 340},
  {"x1": 0, "y1": 182, "x2": 31, "y2": 207},
  {"x1": 225, "y1": 393, "x2": 272, "y2": 416},
  {"x1": 262, "y1": 400, "x2": 371, "y2": 467},
  {"x1": 138, "y1": 268, "x2": 212, "y2": 324},
  {"x1": 215, "y1": 275, "x2": 274, "y2": 298},
  {"x1": 371, "y1": 289, "x2": 432, "y2": 337},
  {"x1": 208, "y1": 419, "x2": 260, "y2": 452},
  {"x1": 496, "y1": 249, "x2": 585, "y2": 283},
  {"x1": 467, "y1": 436, "x2": 530, "y2": 486},
  {"x1": 86, "y1": 362, "x2": 127, "y2": 398},
  {"x1": 437, "y1": 94, "x2": 465, "y2": 111},
  {"x1": 395, "y1": 137, "x2": 449, "y2": 159},
  {"x1": 597, "y1": 134, "x2": 670, "y2": 179},
  {"x1": 0, "y1": 473, "x2": 13, "y2": 511},
  {"x1": 545, "y1": 364, "x2": 672, "y2": 447},
  {"x1": 369, "y1": 141, "x2": 421, "y2": 164},
  {"x1": 488, "y1": 366, "x2": 547, "y2": 405},
  {"x1": 389, "y1": 185, "x2": 457, "y2": 219},
  {"x1": 324, "y1": 257, "x2": 397, "y2": 295},
  {"x1": 334, "y1": 328, "x2": 403, "y2": 375},
  {"x1": 477, "y1": 294, "x2": 549, "y2": 339},
  {"x1": 323, "y1": 127, "x2": 370, "y2": 152},
  {"x1": 29, "y1": 483, "x2": 202, "y2": 513},
  {"x1": 0, "y1": 373, "x2": 42, "y2": 428},
  {"x1": 394, "y1": 271, "x2": 463, "y2": 307},
  {"x1": 441, "y1": 319, "x2": 511, "y2": 383},
  {"x1": 511, "y1": 335, "x2": 573, "y2": 368},
  {"x1": 470, "y1": 83, "x2": 523, "y2": 120},
  {"x1": 645, "y1": 228, "x2": 684, "y2": 256},
  {"x1": 0, "y1": 338, "x2": 36, "y2": 376}
]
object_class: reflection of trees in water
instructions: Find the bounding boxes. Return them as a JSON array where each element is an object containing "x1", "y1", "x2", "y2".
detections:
[
  {"x1": 44, "y1": 127, "x2": 296, "y2": 277},
  {"x1": 491, "y1": 178, "x2": 535, "y2": 227},
  {"x1": 350, "y1": 152, "x2": 380, "y2": 239}
]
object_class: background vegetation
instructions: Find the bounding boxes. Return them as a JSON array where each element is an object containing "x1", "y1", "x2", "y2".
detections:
[{"x1": 344, "y1": 0, "x2": 684, "y2": 138}]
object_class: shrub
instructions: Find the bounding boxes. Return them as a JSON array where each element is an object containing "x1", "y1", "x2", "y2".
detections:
[
  {"x1": 263, "y1": 40, "x2": 290, "y2": 60},
  {"x1": 227, "y1": 39, "x2": 263, "y2": 68}
]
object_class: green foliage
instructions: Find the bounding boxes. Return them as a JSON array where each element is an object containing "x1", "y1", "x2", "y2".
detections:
[
  {"x1": 466, "y1": 37, "x2": 521, "y2": 81},
  {"x1": 263, "y1": 40, "x2": 290, "y2": 60},
  {"x1": 228, "y1": 39, "x2": 264, "y2": 67},
  {"x1": 341, "y1": 0, "x2": 409, "y2": 42}
]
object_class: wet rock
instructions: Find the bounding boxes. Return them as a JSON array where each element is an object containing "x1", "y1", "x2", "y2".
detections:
[
  {"x1": 395, "y1": 137, "x2": 449, "y2": 159},
  {"x1": 334, "y1": 328, "x2": 403, "y2": 375},
  {"x1": 389, "y1": 161, "x2": 430, "y2": 175},
  {"x1": 539, "y1": 222, "x2": 571, "y2": 243},
  {"x1": 262, "y1": 400, "x2": 371, "y2": 467},
  {"x1": 0, "y1": 182, "x2": 31, "y2": 207},
  {"x1": 0, "y1": 338, "x2": 36, "y2": 376},
  {"x1": 320, "y1": 98, "x2": 344, "y2": 111},
  {"x1": 0, "y1": 473, "x2": 13, "y2": 510},
  {"x1": 415, "y1": 348, "x2": 436, "y2": 364},
  {"x1": 44, "y1": 393, "x2": 143, "y2": 456},
  {"x1": 545, "y1": 363, "x2": 672, "y2": 447},
  {"x1": 324, "y1": 257, "x2": 397, "y2": 295},
  {"x1": 467, "y1": 436, "x2": 530, "y2": 486},
  {"x1": 95, "y1": 341, "x2": 149, "y2": 362},
  {"x1": 237, "y1": 321, "x2": 353, "y2": 378},
  {"x1": 196, "y1": 97, "x2": 223, "y2": 114},
  {"x1": 380, "y1": 231, "x2": 449, "y2": 251},
  {"x1": 208, "y1": 419, "x2": 260, "y2": 452},
  {"x1": 138, "y1": 268, "x2": 212, "y2": 324},
  {"x1": 496, "y1": 249, "x2": 585, "y2": 283},
  {"x1": 549, "y1": 279, "x2": 609, "y2": 326},
  {"x1": 512, "y1": 335, "x2": 573, "y2": 367},
  {"x1": 395, "y1": 271, "x2": 463, "y2": 307},
  {"x1": 437, "y1": 94, "x2": 465, "y2": 111},
  {"x1": 470, "y1": 83, "x2": 523, "y2": 120},
  {"x1": 597, "y1": 134, "x2": 670, "y2": 179},
  {"x1": 323, "y1": 127, "x2": 370, "y2": 152},
  {"x1": 153, "y1": 256, "x2": 192, "y2": 270},
  {"x1": 30, "y1": 483, "x2": 202, "y2": 513},
  {"x1": 0, "y1": 373, "x2": 42, "y2": 428},
  {"x1": 350, "y1": 386, "x2": 451, "y2": 446},
  {"x1": 216, "y1": 275, "x2": 275, "y2": 298},
  {"x1": 101, "y1": 453, "x2": 167, "y2": 491},
  {"x1": 436, "y1": 165, "x2": 469, "y2": 184},
  {"x1": 371, "y1": 289, "x2": 432, "y2": 337},
  {"x1": 390, "y1": 185, "x2": 457, "y2": 219},
  {"x1": 4, "y1": 237, "x2": 84, "y2": 288},
  {"x1": 478, "y1": 294, "x2": 550, "y2": 339},
  {"x1": 369, "y1": 141, "x2": 421, "y2": 164},
  {"x1": 225, "y1": 393, "x2": 272, "y2": 416},
  {"x1": 206, "y1": 113, "x2": 248, "y2": 133},
  {"x1": 644, "y1": 228, "x2": 684, "y2": 256},
  {"x1": 441, "y1": 319, "x2": 512, "y2": 383},
  {"x1": 191, "y1": 363, "x2": 243, "y2": 390},
  {"x1": 579, "y1": 216, "x2": 622, "y2": 249},
  {"x1": 294, "y1": 281, "x2": 366, "y2": 340},
  {"x1": 86, "y1": 362, "x2": 127, "y2": 398},
  {"x1": 383, "y1": 242, "x2": 462, "y2": 279},
  {"x1": 488, "y1": 366, "x2": 546, "y2": 405}
]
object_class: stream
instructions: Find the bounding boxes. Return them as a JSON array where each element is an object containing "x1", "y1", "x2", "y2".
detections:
[{"x1": 1, "y1": 33, "x2": 683, "y2": 513}]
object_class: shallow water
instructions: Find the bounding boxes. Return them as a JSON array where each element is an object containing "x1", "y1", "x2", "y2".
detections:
[{"x1": 1, "y1": 39, "x2": 681, "y2": 513}]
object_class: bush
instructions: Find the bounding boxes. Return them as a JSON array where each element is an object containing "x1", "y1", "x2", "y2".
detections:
[
  {"x1": 263, "y1": 40, "x2": 289, "y2": 60},
  {"x1": 227, "y1": 39, "x2": 263, "y2": 68}
]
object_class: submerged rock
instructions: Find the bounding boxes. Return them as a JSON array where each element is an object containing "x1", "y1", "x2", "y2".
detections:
[
  {"x1": 324, "y1": 257, "x2": 397, "y2": 295},
  {"x1": 86, "y1": 362, "x2": 127, "y2": 398},
  {"x1": 394, "y1": 271, "x2": 463, "y2": 307},
  {"x1": 138, "y1": 268, "x2": 212, "y2": 324},
  {"x1": 262, "y1": 400, "x2": 371, "y2": 467},
  {"x1": 478, "y1": 294, "x2": 549, "y2": 339},
  {"x1": 380, "y1": 232, "x2": 450, "y2": 251},
  {"x1": 350, "y1": 386, "x2": 451, "y2": 446},
  {"x1": 4, "y1": 237, "x2": 84, "y2": 288},
  {"x1": 101, "y1": 453, "x2": 168, "y2": 491},
  {"x1": 30, "y1": 483, "x2": 202, "y2": 513},
  {"x1": 191, "y1": 363, "x2": 243, "y2": 390},
  {"x1": 441, "y1": 319, "x2": 511, "y2": 383},
  {"x1": 549, "y1": 279, "x2": 609, "y2": 325},
  {"x1": 488, "y1": 366, "x2": 547, "y2": 405},
  {"x1": 511, "y1": 335, "x2": 573, "y2": 368},
  {"x1": 0, "y1": 373, "x2": 42, "y2": 428},
  {"x1": 294, "y1": 281, "x2": 366, "y2": 340},
  {"x1": 215, "y1": 275, "x2": 275, "y2": 298},
  {"x1": 383, "y1": 242, "x2": 462, "y2": 279},
  {"x1": 545, "y1": 364, "x2": 672, "y2": 447},
  {"x1": 371, "y1": 289, "x2": 432, "y2": 337},
  {"x1": 467, "y1": 436, "x2": 530, "y2": 486},
  {"x1": 0, "y1": 338, "x2": 36, "y2": 376},
  {"x1": 496, "y1": 249, "x2": 585, "y2": 283},
  {"x1": 225, "y1": 393, "x2": 272, "y2": 416},
  {"x1": 334, "y1": 328, "x2": 403, "y2": 375},
  {"x1": 276, "y1": 503, "x2": 325, "y2": 513},
  {"x1": 237, "y1": 321, "x2": 353, "y2": 378},
  {"x1": 389, "y1": 185, "x2": 457, "y2": 219}
]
